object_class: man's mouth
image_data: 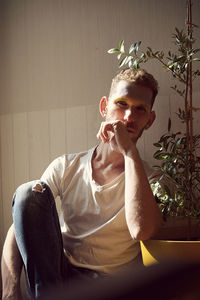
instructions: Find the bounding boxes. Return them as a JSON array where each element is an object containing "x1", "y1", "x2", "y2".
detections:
[
  {"x1": 126, "y1": 124, "x2": 135, "y2": 133},
  {"x1": 127, "y1": 128, "x2": 134, "y2": 133}
]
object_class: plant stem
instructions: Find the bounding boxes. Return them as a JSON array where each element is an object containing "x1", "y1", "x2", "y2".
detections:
[
  {"x1": 187, "y1": 0, "x2": 193, "y2": 150},
  {"x1": 150, "y1": 53, "x2": 186, "y2": 84},
  {"x1": 186, "y1": 0, "x2": 193, "y2": 240}
]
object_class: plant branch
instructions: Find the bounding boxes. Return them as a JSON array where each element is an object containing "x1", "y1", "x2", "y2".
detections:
[{"x1": 150, "y1": 52, "x2": 187, "y2": 84}]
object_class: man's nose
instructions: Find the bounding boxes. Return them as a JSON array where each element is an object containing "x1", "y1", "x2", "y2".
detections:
[{"x1": 124, "y1": 107, "x2": 136, "y2": 121}]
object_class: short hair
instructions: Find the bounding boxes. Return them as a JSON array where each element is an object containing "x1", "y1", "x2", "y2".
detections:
[{"x1": 109, "y1": 68, "x2": 159, "y2": 106}]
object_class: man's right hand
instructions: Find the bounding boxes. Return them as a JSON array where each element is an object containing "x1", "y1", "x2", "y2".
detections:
[{"x1": 97, "y1": 120, "x2": 135, "y2": 155}]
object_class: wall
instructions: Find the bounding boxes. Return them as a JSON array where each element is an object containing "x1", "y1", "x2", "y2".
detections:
[{"x1": 0, "y1": 0, "x2": 200, "y2": 254}]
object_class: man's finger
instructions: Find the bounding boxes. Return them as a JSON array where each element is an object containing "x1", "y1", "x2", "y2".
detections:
[{"x1": 97, "y1": 122, "x2": 114, "y2": 142}]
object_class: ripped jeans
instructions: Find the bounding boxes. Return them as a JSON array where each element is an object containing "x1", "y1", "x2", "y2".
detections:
[{"x1": 12, "y1": 181, "x2": 100, "y2": 299}]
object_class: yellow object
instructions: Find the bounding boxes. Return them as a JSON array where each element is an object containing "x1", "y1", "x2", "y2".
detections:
[
  {"x1": 140, "y1": 240, "x2": 200, "y2": 266},
  {"x1": 113, "y1": 96, "x2": 151, "y2": 113}
]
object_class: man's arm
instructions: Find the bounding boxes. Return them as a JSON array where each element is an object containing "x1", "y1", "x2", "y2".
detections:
[
  {"x1": 113, "y1": 121, "x2": 163, "y2": 240},
  {"x1": 1, "y1": 224, "x2": 23, "y2": 300},
  {"x1": 97, "y1": 120, "x2": 163, "y2": 241},
  {"x1": 124, "y1": 146, "x2": 163, "y2": 240}
]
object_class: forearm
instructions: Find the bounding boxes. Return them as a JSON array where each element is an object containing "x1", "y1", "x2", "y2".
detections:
[
  {"x1": 1, "y1": 224, "x2": 23, "y2": 300},
  {"x1": 124, "y1": 147, "x2": 163, "y2": 241}
]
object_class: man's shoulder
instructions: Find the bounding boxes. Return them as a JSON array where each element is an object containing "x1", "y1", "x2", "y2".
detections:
[
  {"x1": 41, "y1": 147, "x2": 96, "y2": 188},
  {"x1": 66, "y1": 147, "x2": 96, "y2": 163},
  {"x1": 51, "y1": 147, "x2": 96, "y2": 168}
]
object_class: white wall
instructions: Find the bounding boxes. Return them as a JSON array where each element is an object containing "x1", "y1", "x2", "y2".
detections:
[
  {"x1": 0, "y1": 105, "x2": 101, "y2": 243},
  {"x1": 0, "y1": 0, "x2": 200, "y2": 254}
]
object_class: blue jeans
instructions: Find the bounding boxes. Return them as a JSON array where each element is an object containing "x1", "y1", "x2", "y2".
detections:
[{"x1": 12, "y1": 181, "x2": 100, "y2": 299}]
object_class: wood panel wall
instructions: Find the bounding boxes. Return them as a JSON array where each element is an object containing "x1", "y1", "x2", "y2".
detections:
[{"x1": 0, "y1": 105, "x2": 101, "y2": 246}]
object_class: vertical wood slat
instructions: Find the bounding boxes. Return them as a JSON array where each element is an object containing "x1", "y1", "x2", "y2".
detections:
[
  {"x1": 86, "y1": 104, "x2": 101, "y2": 149},
  {"x1": 48, "y1": 109, "x2": 66, "y2": 215},
  {"x1": 49, "y1": 109, "x2": 66, "y2": 161},
  {"x1": 13, "y1": 113, "x2": 29, "y2": 187},
  {"x1": 66, "y1": 106, "x2": 87, "y2": 153},
  {"x1": 28, "y1": 111, "x2": 50, "y2": 179},
  {"x1": 0, "y1": 115, "x2": 15, "y2": 240}
]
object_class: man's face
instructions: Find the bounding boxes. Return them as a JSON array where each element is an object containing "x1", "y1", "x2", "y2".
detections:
[{"x1": 100, "y1": 80, "x2": 156, "y2": 143}]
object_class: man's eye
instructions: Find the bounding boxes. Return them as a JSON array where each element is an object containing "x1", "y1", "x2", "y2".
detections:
[
  {"x1": 136, "y1": 105, "x2": 146, "y2": 112},
  {"x1": 117, "y1": 101, "x2": 128, "y2": 107}
]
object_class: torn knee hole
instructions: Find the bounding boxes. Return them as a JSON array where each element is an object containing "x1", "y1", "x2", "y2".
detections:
[{"x1": 32, "y1": 183, "x2": 46, "y2": 193}]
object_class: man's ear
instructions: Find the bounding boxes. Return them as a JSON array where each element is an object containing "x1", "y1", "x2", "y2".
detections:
[
  {"x1": 99, "y1": 96, "x2": 108, "y2": 118},
  {"x1": 144, "y1": 111, "x2": 156, "y2": 130}
]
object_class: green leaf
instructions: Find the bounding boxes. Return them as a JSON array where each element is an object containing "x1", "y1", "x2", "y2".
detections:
[
  {"x1": 140, "y1": 52, "x2": 146, "y2": 61},
  {"x1": 154, "y1": 150, "x2": 162, "y2": 157},
  {"x1": 133, "y1": 59, "x2": 139, "y2": 70},
  {"x1": 161, "y1": 153, "x2": 171, "y2": 159},
  {"x1": 175, "y1": 27, "x2": 179, "y2": 34},
  {"x1": 154, "y1": 152, "x2": 170, "y2": 160},
  {"x1": 152, "y1": 165, "x2": 161, "y2": 169},
  {"x1": 128, "y1": 58, "x2": 133, "y2": 68},
  {"x1": 126, "y1": 56, "x2": 133, "y2": 63},
  {"x1": 164, "y1": 185, "x2": 171, "y2": 197},
  {"x1": 119, "y1": 40, "x2": 125, "y2": 53},
  {"x1": 153, "y1": 143, "x2": 162, "y2": 148},
  {"x1": 192, "y1": 48, "x2": 200, "y2": 54},
  {"x1": 117, "y1": 53, "x2": 122, "y2": 60},
  {"x1": 146, "y1": 50, "x2": 151, "y2": 57},
  {"x1": 129, "y1": 43, "x2": 136, "y2": 54},
  {"x1": 193, "y1": 58, "x2": 200, "y2": 61},
  {"x1": 107, "y1": 48, "x2": 120, "y2": 54},
  {"x1": 134, "y1": 41, "x2": 141, "y2": 55},
  {"x1": 119, "y1": 56, "x2": 128, "y2": 68},
  {"x1": 173, "y1": 138, "x2": 182, "y2": 151}
]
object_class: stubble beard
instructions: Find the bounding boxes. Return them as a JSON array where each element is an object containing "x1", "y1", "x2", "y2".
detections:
[{"x1": 130, "y1": 126, "x2": 145, "y2": 144}]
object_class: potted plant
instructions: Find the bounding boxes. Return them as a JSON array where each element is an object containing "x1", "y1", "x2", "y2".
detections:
[{"x1": 108, "y1": 0, "x2": 200, "y2": 265}]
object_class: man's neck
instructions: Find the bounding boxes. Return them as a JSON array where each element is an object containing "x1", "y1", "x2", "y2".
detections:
[
  {"x1": 94, "y1": 142, "x2": 125, "y2": 169},
  {"x1": 91, "y1": 143, "x2": 125, "y2": 185}
]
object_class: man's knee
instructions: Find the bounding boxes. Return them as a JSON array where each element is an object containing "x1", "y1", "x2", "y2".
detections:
[
  {"x1": 12, "y1": 181, "x2": 51, "y2": 214},
  {"x1": 32, "y1": 181, "x2": 47, "y2": 193}
]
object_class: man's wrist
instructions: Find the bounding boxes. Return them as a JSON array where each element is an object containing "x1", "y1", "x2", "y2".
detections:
[{"x1": 123, "y1": 144, "x2": 139, "y2": 158}]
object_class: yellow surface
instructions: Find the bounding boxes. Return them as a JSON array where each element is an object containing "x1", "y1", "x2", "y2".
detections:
[{"x1": 140, "y1": 240, "x2": 200, "y2": 266}]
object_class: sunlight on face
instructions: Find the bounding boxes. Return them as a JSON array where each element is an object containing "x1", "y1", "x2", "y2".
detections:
[
  {"x1": 113, "y1": 96, "x2": 151, "y2": 114},
  {"x1": 109, "y1": 80, "x2": 153, "y2": 109}
]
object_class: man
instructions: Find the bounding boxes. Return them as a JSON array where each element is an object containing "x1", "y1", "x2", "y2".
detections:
[{"x1": 1, "y1": 68, "x2": 163, "y2": 299}]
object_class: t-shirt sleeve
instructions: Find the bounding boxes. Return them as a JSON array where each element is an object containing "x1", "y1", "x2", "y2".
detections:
[{"x1": 41, "y1": 155, "x2": 66, "y2": 199}]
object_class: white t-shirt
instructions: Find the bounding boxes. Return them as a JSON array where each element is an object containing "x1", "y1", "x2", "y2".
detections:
[{"x1": 41, "y1": 147, "x2": 158, "y2": 274}]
